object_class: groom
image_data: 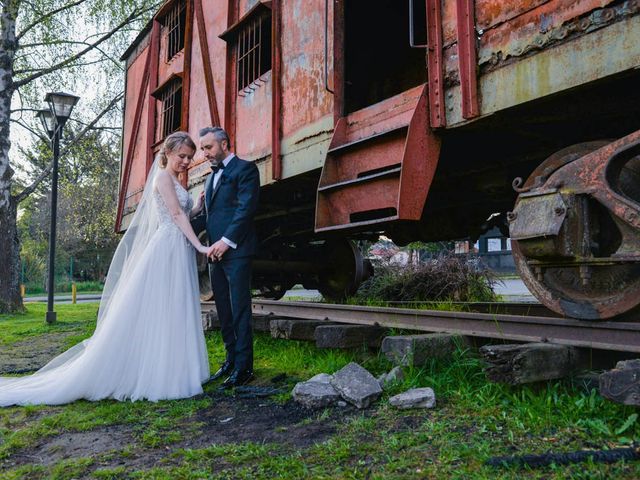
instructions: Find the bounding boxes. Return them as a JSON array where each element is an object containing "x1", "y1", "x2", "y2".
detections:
[{"x1": 200, "y1": 126, "x2": 260, "y2": 387}]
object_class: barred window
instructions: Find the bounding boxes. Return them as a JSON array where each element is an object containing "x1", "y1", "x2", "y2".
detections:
[
  {"x1": 236, "y1": 12, "x2": 271, "y2": 94},
  {"x1": 158, "y1": 78, "x2": 182, "y2": 139},
  {"x1": 161, "y1": 1, "x2": 186, "y2": 61}
]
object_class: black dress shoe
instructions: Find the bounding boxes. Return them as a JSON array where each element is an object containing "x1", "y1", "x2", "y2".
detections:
[
  {"x1": 222, "y1": 369, "x2": 255, "y2": 388},
  {"x1": 206, "y1": 361, "x2": 234, "y2": 383}
]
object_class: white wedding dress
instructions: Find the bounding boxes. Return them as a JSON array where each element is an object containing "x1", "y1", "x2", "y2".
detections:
[{"x1": 0, "y1": 169, "x2": 210, "y2": 406}]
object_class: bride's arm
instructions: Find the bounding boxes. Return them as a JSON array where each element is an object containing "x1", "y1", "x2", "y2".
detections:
[
  {"x1": 190, "y1": 191, "x2": 205, "y2": 218},
  {"x1": 156, "y1": 172, "x2": 212, "y2": 255}
]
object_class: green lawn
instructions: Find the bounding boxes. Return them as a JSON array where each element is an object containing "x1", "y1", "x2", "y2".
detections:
[{"x1": 0, "y1": 303, "x2": 638, "y2": 479}]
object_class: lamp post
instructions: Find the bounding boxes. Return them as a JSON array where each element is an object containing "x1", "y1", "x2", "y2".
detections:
[{"x1": 36, "y1": 92, "x2": 80, "y2": 324}]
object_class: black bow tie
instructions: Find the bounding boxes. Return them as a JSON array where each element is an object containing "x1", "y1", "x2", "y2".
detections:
[{"x1": 211, "y1": 162, "x2": 225, "y2": 174}]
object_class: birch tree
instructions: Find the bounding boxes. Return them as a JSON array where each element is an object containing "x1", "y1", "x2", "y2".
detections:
[{"x1": 0, "y1": 0, "x2": 159, "y2": 313}]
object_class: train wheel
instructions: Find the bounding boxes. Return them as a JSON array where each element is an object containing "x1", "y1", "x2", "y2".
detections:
[
  {"x1": 318, "y1": 239, "x2": 372, "y2": 301},
  {"x1": 511, "y1": 141, "x2": 640, "y2": 320}
]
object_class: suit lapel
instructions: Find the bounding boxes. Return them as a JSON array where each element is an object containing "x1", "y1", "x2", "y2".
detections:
[
  {"x1": 205, "y1": 172, "x2": 214, "y2": 213},
  {"x1": 209, "y1": 155, "x2": 238, "y2": 205}
]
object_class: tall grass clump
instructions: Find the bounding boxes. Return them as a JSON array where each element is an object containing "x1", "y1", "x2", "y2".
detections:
[{"x1": 353, "y1": 253, "x2": 498, "y2": 303}]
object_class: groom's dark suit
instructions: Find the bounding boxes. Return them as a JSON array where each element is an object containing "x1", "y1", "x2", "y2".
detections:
[{"x1": 205, "y1": 155, "x2": 260, "y2": 372}]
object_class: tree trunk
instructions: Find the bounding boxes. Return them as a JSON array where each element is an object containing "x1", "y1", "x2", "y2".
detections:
[{"x1": 0, "y1": 1, "x2": 23, "y2": 313}]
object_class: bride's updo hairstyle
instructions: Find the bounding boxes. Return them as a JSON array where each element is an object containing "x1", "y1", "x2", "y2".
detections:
[{"x1": 157, "y1": 132, "x2": 197, "y2": 168}]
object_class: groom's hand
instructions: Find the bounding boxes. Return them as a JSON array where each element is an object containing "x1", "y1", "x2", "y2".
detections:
[{"x1": 210, "y1": 239, "x2": 230, "y2": 260}]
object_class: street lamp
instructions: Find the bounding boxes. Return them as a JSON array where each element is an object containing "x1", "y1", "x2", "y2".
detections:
[{"x1": 37, "y1": 92, "x2": 79, "y2": 324}]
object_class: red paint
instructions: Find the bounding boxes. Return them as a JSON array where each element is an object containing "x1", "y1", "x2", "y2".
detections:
[
  {"x1": 271, "y1": 0, "x2": 282, "y2": 180},
  {"x1": 426, "y1": 0, "x2": 445, "y2": 128},
  {"x1": 145, "y1": 21, "x2": 161, "y2": 173},
  {"x1": 456, "y1": 0, "x2": 479, "y2": 119}
]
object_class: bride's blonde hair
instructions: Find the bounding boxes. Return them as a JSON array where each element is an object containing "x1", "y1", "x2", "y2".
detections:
[{"x1": 157, "y1": 132, "x2": 196, "y2": 168}]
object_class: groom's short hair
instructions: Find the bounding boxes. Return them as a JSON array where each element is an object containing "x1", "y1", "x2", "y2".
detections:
[{"x1": 199, "y1": 126, "x2": 230, "y2": 148}]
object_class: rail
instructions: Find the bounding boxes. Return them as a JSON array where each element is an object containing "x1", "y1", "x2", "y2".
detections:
[{"x1": 206, "y1": 300, "x2": 640, "y2": 354}]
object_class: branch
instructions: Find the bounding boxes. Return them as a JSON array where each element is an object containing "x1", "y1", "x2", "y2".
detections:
[
  {"x1": 14, "y1": 92, "x2": 124, "y2": 203},
  {"x1": 14, "y1": 5, "x2": 154, "y2": 88},
  {"x1": 10, "y1": 118, "x2": 50, "y2": 144},
  {"x1": 16, "y1": 0, "x2": 90, "y2": 41}
]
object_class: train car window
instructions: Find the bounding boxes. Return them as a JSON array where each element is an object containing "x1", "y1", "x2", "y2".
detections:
[
  {"x1": 161, "y1": 1, "x2": 187, "y2": 61},
  {"x1": 236, "y1": 12, "x2": 272, "y2": 94},
  {"x1": 345, "y1": 0, "x2": 427, "y2": 113},
  {"x1": 157, "y1": 78, "x2": 183, "y2": 139}
]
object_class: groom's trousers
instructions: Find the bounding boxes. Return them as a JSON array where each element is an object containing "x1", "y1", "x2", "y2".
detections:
[{"x1": 210, "y1": 256, "x2": 253, "y2": 371}]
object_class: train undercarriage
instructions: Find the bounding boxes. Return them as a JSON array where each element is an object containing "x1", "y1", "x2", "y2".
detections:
[{"x1": 197, "y1": 70, "x2": 640, "y2": 321}]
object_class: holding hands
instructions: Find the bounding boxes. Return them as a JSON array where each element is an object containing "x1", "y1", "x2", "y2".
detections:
[
  {"x1": 208, "y1": 239, "x2": 230, "y2": 261},
  {"x1": 197, "y1": 243, "x2": 216, "y2": 257}
]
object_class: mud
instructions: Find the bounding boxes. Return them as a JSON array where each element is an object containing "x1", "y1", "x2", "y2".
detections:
[
  {"x1": 0, "y1": 332, "x2": 76, "y2": 375},
  {"x1": 1, "y1": 393, "x2": 357, "y2": 475}
]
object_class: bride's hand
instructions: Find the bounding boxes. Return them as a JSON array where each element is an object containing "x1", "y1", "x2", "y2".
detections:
[
  {"x1": 197, "y1": 244, "x2": 211, "y2": 255},
  {"x1": 195, "y1": 191, "x2": 205, "y2": 211}
]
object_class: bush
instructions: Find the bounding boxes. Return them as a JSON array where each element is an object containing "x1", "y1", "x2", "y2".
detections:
[{"x1": 353, "y1": 253, "x2": 498, "y2": 303}]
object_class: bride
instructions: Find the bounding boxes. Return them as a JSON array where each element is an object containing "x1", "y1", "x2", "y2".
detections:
[{"x1": 0, "y1": 132, "x2": 212, "y2": 406}]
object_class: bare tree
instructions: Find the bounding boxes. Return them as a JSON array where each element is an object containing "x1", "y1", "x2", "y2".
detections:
[{"x1": 0, "y1": 0, "x2": 159, "y2": 313}]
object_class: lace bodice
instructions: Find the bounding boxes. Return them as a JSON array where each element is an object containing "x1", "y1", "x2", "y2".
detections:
[{"x1": 153, "y1": 177, "x2": 193, "y2": 228}]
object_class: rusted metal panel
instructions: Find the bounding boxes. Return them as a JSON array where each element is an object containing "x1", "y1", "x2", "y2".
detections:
[
  {"x1": 146, "y1": 21, "x2": 160, "y2": 172},
  {"x1": 280, "y1": 0, "x2": 334, "y2": 136},
  {"x1": 477, "y1": 0, "x2": 619, "y2": 71},
  {"x1": 455, "y1": 0, "x2": 479, "y2": 119},
  {"x1": 181, "y1": 0, "x2": 194, "y2": 141},
  {"x1": 235, "y1": 72, "x2": 273, "y2": 160},
  {"x1": 475, "y1": 0, "x2": 550, "y2": 32},
  {"x1": 510, "y1": 193, "x2": 567, "y2": 240},
  {"x1": 398, "y1": 85, "x2": 441, "y2": 220},
  {"x1": 316, "y1": 84, "x2": 441, "y2": 231},
  {"x1": 117, "y1": 41, "x2": 152, "y2": 232},
  {"x1": 446, "y1": 10, "x2": 640, "y2": 125},
  {"x1": 271, "y1": 0, "x2": 282, "y2": 180},
  {"x1": 194, "y1": 0, "x2": 221, "y2": 127},
  {"x1": 343, "y1": 85, "x2": 424, "y2": 143},
  {"x1": 426, "y1": 0, "x2": 446, "y2": 128}
]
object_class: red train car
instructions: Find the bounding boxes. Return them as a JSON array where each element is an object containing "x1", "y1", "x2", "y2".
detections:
[{"x1": 118, "y1": 0, "x2": 640, "y2": 319}]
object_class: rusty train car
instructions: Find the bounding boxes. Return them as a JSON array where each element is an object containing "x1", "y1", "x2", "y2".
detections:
[{"x1": 117, "y1": 0, "x2": 640, "y2": 320}]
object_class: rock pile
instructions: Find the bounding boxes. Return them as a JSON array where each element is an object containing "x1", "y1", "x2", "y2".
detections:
[{"x1": 292, "y1": 362, "x2": 436, "y2": 410}]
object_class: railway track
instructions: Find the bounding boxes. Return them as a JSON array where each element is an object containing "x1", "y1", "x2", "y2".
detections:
[{"x1": 201, "y1": 300, "x2": 640, "y2": 354}]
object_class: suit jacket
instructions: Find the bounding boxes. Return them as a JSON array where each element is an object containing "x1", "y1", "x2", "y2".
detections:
[{"x1": 202, "y1": 155, "x2": 260, "y2": 260}]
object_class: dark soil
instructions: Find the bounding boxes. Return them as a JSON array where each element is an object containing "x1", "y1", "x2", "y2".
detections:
[
  {"x1": 0, "y1": 332, "x2": 76, "y2": 374},
  {"x1": 1, "y1": 390, "x2": 358, "y2": 475}
]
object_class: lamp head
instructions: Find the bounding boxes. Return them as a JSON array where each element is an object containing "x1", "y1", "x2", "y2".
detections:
[
  {"x1": 36, "y1": 108, "x2": 56, "y2": 139},
  {"x1": 45, "y1": 91, "x2": 80, "y2": 120}
]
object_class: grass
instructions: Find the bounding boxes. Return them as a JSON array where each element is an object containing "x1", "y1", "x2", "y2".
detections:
[
  {"x1": 23, "y1": 281, "x2": 104, "y2": 296},
  {"x1": 0, "y1": 304, "x2": 639, "y2": 479}
]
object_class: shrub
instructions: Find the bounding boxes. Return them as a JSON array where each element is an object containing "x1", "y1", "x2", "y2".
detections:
[{"x1": 354, "y1": 253, "x2": 498, "y2": 303}]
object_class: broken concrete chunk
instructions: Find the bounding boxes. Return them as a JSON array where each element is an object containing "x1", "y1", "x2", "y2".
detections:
[
  {"x1": 389, "y1": 387, "x2": 436, "y2": 409},
  {"x1": 292, "y1": 381, "x2": 340, "y2": 409},
  {"x1": 330, "y1": 362, "x2": 382, "y2": 409}
]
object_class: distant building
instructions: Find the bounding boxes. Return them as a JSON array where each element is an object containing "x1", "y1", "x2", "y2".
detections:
[{"x1": 474, "y1": 227, "x2": 515, "y2": 273}]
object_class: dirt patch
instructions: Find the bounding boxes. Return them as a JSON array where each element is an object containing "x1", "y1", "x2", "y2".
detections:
[
  {"x1": 181, "y1": 390, "x2": 346, "y2": 450},
  {"x1": 10, "y1": 426, "x2": 134, "y2": 467},
  {"x1": 2, "y1": 389, "x2": 360, "y2": 475},
  {"x1": 0, "y1": 332, "x2": 77, "y2": 375}
]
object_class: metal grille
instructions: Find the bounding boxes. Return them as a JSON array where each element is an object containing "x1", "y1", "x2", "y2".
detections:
[
  {"x1": 159, "y1": 78, "x2": 183, "y2": 139},
  {"x1": 236, "y1": 13, "x2": 272, "y2": 94},
  {"x1": 163, "y1": 1, "x2": 186, "y2": 61}
]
